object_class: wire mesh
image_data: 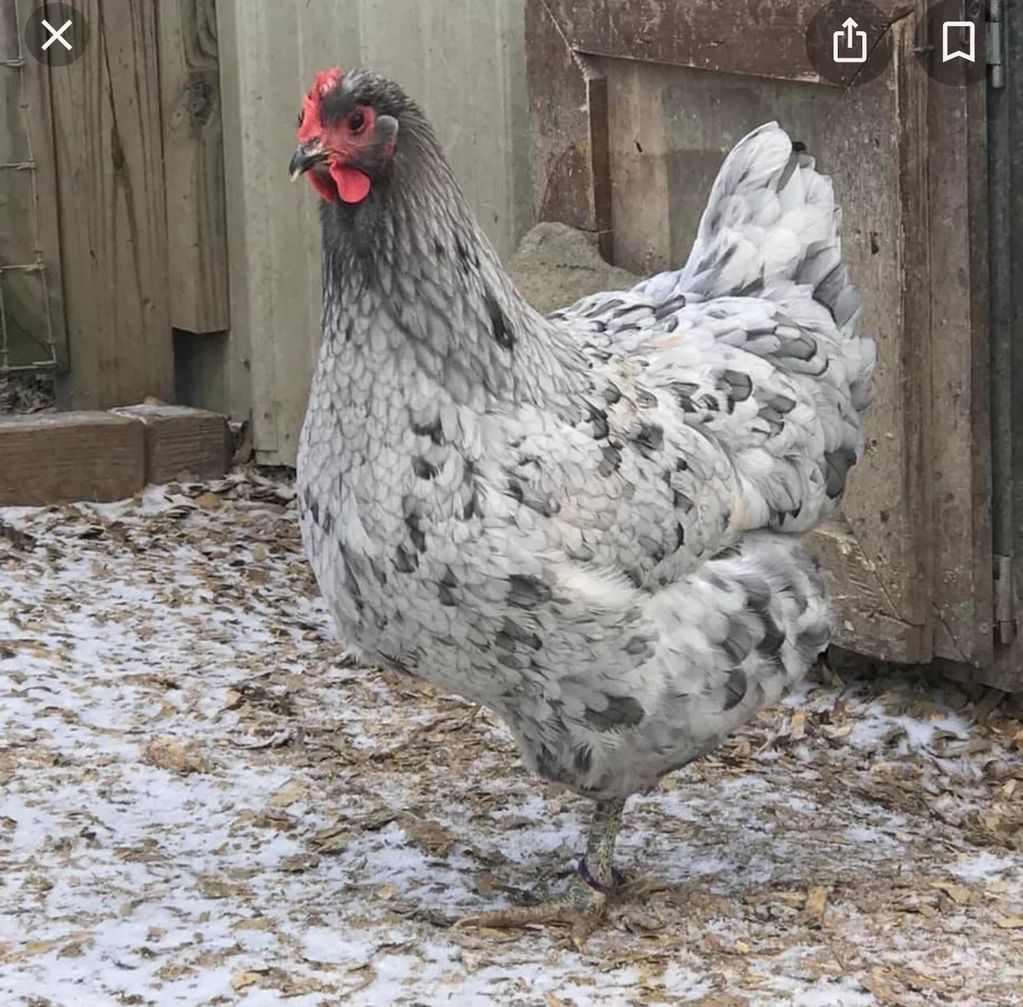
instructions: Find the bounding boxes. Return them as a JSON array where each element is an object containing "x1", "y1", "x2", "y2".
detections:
[{"x1": 0, "y1": 0, "x2": 59, "y2": 374}]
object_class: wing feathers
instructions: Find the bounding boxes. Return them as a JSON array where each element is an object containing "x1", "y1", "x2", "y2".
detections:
[{"x1": 542, "y1": 122, "x2": 875, "y2": 572}]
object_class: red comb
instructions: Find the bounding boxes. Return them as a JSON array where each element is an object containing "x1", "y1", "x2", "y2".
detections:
[
  {"x1": 298, "y1": 67, "x2": 343, "y2": 144},
  {"x1": 312, "y1": 67, "x2": 343, "y2": 96}
]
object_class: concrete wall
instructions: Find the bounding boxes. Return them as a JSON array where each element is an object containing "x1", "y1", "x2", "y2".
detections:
[{"x1": 218, "y1": 0, "x2": 530, "y2": 465}]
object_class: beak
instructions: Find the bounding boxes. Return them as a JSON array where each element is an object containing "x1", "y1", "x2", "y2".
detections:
[{"x1": 289, "y1": 143, "x2": 327, "y2": 181}]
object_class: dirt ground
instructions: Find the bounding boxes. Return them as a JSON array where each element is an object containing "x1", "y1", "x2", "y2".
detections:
[
  {"x1": 0, "y1": 374, "x2": 56, "y2": 415},
  {"x1": 1, "y1": 470, "x2": 1022, "y2": 1006}
]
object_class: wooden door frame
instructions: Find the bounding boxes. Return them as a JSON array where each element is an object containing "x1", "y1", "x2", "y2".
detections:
[
  {"x1": 926, "y1": 75, "x2": 993, "y2": 669},
  {"x1": 526, "y1": 0, "x2": 992, "y2": 665}
]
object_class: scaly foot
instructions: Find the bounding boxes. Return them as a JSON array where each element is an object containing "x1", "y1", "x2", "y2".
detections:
[{"x1": 454, "y1": 860, "x2": 625, "y2": 951}]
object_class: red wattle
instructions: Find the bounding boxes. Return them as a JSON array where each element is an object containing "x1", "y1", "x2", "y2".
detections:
[{"x1": 330, "y1": 162, "x2": 371, "y2": 204}]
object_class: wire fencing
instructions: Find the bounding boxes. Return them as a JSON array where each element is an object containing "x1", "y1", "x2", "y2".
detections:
[{"x1": 1, "y1": 0, "x2": 59, "y2": 374}]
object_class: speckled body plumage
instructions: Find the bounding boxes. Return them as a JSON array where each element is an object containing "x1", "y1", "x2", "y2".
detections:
[{"x1": 297, "y1": 70, "x2": 875, "y2": 802}]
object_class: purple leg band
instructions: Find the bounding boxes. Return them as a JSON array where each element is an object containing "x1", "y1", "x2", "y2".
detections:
[{"x1": 577, "y1": 859, "x2": 626, "y2": 892}]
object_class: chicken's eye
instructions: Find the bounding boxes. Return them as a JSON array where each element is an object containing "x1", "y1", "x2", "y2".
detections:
[{"x1": 348, "y1": 109, "x2": 365, "y2": 134}]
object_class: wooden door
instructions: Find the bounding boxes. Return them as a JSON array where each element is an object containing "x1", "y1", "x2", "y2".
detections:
[{"x1": 526, "y1": 0, "x2": 992, "y2": 668}]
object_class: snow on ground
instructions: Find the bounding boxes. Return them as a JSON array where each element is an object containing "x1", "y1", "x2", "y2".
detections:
[{"x1": 1, "y1": 470, "x2": 1021, "y2": 1007}]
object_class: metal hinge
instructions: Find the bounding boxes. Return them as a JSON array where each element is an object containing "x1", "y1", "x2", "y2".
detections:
[
  {"x1": 988, "y1": 0, "x2": 1006, "y2": 89},
  {"x1": 994, "y1": 555, "x2": 1015, "y2": 644}
]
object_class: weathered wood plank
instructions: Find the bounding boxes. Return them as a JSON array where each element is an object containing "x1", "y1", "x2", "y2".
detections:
[
  {"x1": 0, "y1": 412, "x2": 144, "y2": 505},
  {"x1": 113, "y1": 403, "x2": 231, "y2": 482},
  {"x1": 218, "y1": 0, "x2": 529, "y2": 465},
  {"x1": 993, "y1": 0, "x2": 1023, "y2": 692},
  {"x1": 540, "y1": 0, "x2": 911, "y2": 85},
  {"x1": 0, "y1": 2, "x2": 67, "y2": 370},
  {"x1": 809, "y1": 520, "x2": 927, "y2": 662},
  {"x1": 526, "y1": 0, "x2": 597, "y2": 235},
  {"x1": 158, "y1": 0, "x2": 229, "y2": 333},
  {"x1": 603, "y1": 62, "x2": 673, "y2": 277},
  {"x1": 50, "y1": 0, "x2": 173, "y2": 408},
  {"x1": 924, "y1": 60, "x2": 994, "y2": 668}
]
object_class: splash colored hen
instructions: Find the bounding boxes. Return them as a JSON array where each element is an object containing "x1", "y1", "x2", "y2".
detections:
[{"x1": 291, "y1": 68, "x2": 875, "y2": 944}]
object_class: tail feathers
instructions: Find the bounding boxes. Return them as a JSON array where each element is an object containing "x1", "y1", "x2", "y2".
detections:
[{"x1": 638, "y1": 122, "x2": 861, "y2": 335}]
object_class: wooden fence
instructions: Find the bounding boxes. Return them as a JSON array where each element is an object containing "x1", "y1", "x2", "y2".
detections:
[
  {"x1": 217, "y1": 0, "x2": 530, "y2": 465},
  {"x1": 0, "y1": 0, "x2": 66, "y2": 374},
  {"x1": 1, "y1": 0, "x2": 530, "y2": 436},
  {"x1": 1, "y1": 0, "x2": 226, "y2": 407}
]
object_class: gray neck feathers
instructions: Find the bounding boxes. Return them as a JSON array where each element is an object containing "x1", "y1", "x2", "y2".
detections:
[{"x1": 319, "y1": 115, "x2": 589, "y2": 410}]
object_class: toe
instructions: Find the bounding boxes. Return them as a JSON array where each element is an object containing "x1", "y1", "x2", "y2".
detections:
[
  {"x1": 453, "y1": 881, "x2": 607, "y2": 941},
  {"x1": 453, "y1": 904, "x2": 552, "y2": 931}
]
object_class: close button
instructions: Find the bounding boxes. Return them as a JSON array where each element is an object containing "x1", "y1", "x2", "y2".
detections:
[{"x1": 23, "y1": 4, "x2": 89, "y2": 67}]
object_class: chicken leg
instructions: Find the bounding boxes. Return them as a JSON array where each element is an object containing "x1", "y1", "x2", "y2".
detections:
[{"x1": 455, "y1": 798, "x2": 627, "y2": 949}]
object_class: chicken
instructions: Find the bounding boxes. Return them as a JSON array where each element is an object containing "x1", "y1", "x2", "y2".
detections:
[{"x1": 290, "y1": 67, "x2": 875, "y2": 945}]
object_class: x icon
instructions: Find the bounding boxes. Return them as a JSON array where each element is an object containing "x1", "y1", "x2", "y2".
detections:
[{"x1": 41, "y1": 18, "x2": 72, "y2": 51}]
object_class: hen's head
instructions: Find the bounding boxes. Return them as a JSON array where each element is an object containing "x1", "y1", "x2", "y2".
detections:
[{"x1": 289, "y1": 68, "x2": 409, "y2": 204}]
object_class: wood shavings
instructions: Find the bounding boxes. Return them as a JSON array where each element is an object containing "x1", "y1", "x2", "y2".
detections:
[
  {"x1": 266, "y1": 779, "x2": 308, "y2": 808},
  {"x1": 0, "y1": 468, "x2": 1021, "y2": 1005},
  {"x1": 799, "y1": 885, "x2": 830, "y2": 927},
  {"x1": 399, "y1": 814, "x2": 460, "y2": 858},
  {"x1": 140, "y1": 736, "x2": 209, "y2": 775},
  {"x1": 993, "y1": 914, "x2": 1023, "y2": 930},
  {"x1": 279, "y1": 853, "x2": 321, "y2": 873}
]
